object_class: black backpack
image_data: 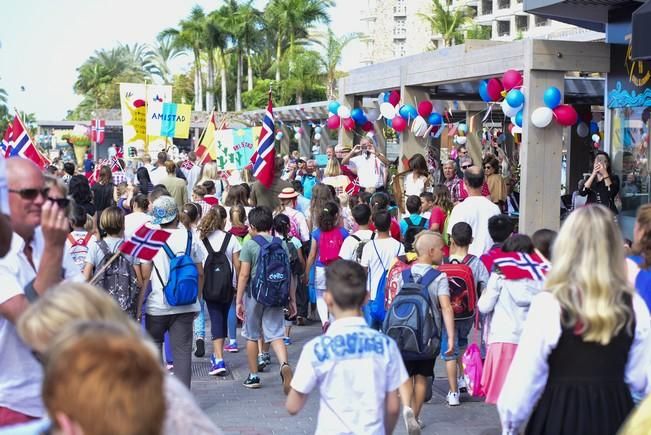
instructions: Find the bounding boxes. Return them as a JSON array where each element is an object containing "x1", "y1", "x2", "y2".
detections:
[
  {"x1": 351, "y1": 232, "x2": 375, "y2": 263},
  {"x1": 96, "y1": 240, "x2": 140, "y2": 319},
  {"x1": 202, "y1": 234, "x2": 234, "y2": 303},
  {"x1": 285, "y1": 236, "x2": 303, "y2": 276},
  {"x1": 403, "y1": 217, "x2": 428, "y2": 252}
]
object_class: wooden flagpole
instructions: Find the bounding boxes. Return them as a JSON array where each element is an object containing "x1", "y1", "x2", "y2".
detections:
[
  {"x1": 13, "y1": 107, "x2": 50, "y2": 165},
  {"x1": 89, "y1": 251, "x2": 122, "y2": 285},
  {"x1": 197, "y1": 111, "x2": 233, "y2": 167}
]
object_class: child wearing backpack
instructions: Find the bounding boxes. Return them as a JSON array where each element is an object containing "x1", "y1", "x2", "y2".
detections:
[
  {"x1": 386, "y1": 231, "x2": 454, "y2": 431},
  {"x1": 236, "y1": 206, "x2": 296, "y2": 392},
  {"x1": 339, "y1": 203, "x2": 374, "y2": 262},
  {"x1": 439, "y1": 222, "x2": 489, "y2": 406},
  {"x1": 287, "y1": 260, "x2": 408, "y2": 435},
  {"x1": 197, "y1": 207, "x2": 242, "y2": 376},
  {"x1": 83, "y1": 206, "x2": 142, "y2": 319},
  {"x1": 399, "y1": 195, "x2": 429, "y2": 253},
  {"x1": 273, "y1": 214, "x2": 305, "y2": 345},
  {"x1": 304, "y1": 201, "x2": 349, "y2": 330},
  {"x1": 67, "y1": 204, "x2": 97, "y2": 272}
]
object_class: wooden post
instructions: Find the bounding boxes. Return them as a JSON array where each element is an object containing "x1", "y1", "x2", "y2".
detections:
[{"x1": 338, "y1": 80, "x2": 355, "y2": 148}]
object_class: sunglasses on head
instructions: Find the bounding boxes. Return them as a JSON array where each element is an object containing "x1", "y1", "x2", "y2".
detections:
[
  {"x1": 48, "y1": 197, "x2": 70, "y2": 208},
  {"x1": 9, "y1": 187, "x2": 49, "y2": 201}
]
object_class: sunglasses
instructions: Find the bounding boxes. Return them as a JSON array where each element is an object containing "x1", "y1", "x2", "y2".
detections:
[
  {"x1": 9, "y1": 187, "x2": 49, "y2": 201},
  {"x1": 484, "y1": 165, "x2": 493, "y2": 169},
  {"x1": 461, "y1": 165, "x2": 472, "y2": 170},
  {"x1": 48, "y1": 197, "x2": 70, "y2": 208}
]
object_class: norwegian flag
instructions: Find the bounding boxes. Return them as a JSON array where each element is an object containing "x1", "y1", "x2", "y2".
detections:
[
  {"x1": 119, "y1": 224, "x2": 171, "y2": 261},
  {"x1": 493, "y1": 252, "x2": 549, "y2": 281},
  {"x1": 90, "y1": 119, "x2": 105, "y2": 144},
  {"x1": 250, "y1": 95, "x2": 275, "y2": 188},
  {"x1": 109, "y1": 156, "x2": 123, "y2": 173},
  {"x1": 7, "y1": 114, "x2": 49, "y2": 169},
  {"x1": 179, "y1": 160, "x2": 194, "y2": 171},
  {"x1": 1, "y1": 123, "x2": 12, "y2": 158}
]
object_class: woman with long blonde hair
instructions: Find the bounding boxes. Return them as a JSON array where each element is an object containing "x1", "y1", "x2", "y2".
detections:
[
  {"x1": 497, "y1": 205, "x2": 651, "y2": 435},
  {"x1": 197, "y1": 161, "x2": 224, "y2": 200},
  {"x1": 321, "y1": 158, "x2": 350, "y2": 196}
]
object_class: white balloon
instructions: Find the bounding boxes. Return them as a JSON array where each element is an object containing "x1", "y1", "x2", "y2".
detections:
[
  {"x1": 337, "y1": 105, "x2": 351, "y2": 119},
  {"x1": 592, "y1": 134, "x2": 600, "y2": 143},
  {"x1": 294, "y1": 133, "x2": 300, "y2": 140},
  {"x1": 501, "y1": 100, "x2": 522, "y2": 118},
  {"x1": 314, "y1": 133, "x2": 322, "y2": 141},
  {"x1": 367, "y1": 108, "x2": 381, "y2": 123},
  {"x1": 512, "y1": 125, "x2": 523, "y2": 134},
  {"x1": 576, "y1": 122, "x2": 589, "y2": 138},
  {"x1": 455, "y1": 135, "x2": 467, "y2": 145},
  {"x1": 411, "y1": 116, "x2": 428, "y2": 137},
  {"x1": 380, "y1": 102, "x2": 396, "y2": 120},
  {"x1": 530, "y1": 107, "x2": 554, "y2": 128}
]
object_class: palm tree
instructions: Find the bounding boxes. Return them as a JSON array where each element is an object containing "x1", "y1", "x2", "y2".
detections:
[
  {"x1": 283, "y1": 48, "x2": 323, "y2": 104},
  {"x1": 418, "y1": 0, "x2": 474, "y2": 47},
  {"x1": 265, "y1": 0, "x2": 333, "y2": 82},
  {"x1": 147, "y1": 34, "x2": 187, "y2": 84},
  {"x1": 160, "y1": 6, "x2": 206, "y2": 112},
  {"x1": 218, "y1": 0, "x2": 245, "y2": 111},
  {"x1": 237, "y1": 2, "x2": 263, "y2": 93},
  {"x1": 204, "y1": 13, "x2": 228, "y2": 111},
  {"x1": 315, "y1": 29, "x2": 358, "y2": 100}
]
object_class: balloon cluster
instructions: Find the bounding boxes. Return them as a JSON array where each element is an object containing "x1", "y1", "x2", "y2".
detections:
[
  {"x1": 530, "y1": 87, "x2": 578, "y2": 128},
  {"x1": 326, "y1": 100, "x2": 376, "y2": 132},
  {"x1": 575, "y1": 118, "x2": 601, "y2": 148},
  {"x1": 478, "y1": 69, "x2": 525, "y2": 129}
]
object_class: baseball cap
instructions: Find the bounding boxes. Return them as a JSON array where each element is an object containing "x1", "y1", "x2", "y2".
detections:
[{"x1": 151, "y1": 196, "x2": 178, "y2": 225}]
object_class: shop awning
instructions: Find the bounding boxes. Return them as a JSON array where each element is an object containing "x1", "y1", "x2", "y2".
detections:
[{"x1": 632, "y1": 0, "x2": 651, "y2": 59}]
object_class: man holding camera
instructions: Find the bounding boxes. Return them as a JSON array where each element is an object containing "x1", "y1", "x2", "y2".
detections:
[{"x1": 342, "y1": 137, "x2": 389, "y2": 192}]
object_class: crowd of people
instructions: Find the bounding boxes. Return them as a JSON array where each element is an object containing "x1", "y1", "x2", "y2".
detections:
[{"x1": 0, "y1": 135, "x2": 651, "y2": 435}]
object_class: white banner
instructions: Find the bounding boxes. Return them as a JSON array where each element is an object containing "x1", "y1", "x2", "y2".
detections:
[{"x1": 119, "y1": 83, "x2": 172, "y2": 156}]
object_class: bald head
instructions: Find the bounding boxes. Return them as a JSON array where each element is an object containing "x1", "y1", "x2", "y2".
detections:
[
  {"x1": 464, "y1": 166, "x2": 485, "y2": 191},
  {"x1": 414, "y1": 231, "x2": 444, "y2": 257},
  {"x1": 7, "y1": 158, "x2": 43, "y2": 185}
]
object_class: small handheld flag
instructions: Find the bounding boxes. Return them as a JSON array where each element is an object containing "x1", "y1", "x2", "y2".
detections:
[{"x1": 119, "y1": 224, "x2": 172, "y2": 261}]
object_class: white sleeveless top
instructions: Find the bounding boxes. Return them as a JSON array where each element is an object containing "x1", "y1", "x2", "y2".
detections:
[{"x1": 404, "y1": 172, "x2": 426, "y2": 196}]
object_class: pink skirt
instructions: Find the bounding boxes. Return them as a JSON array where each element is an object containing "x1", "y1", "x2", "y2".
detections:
[{"x1": 481, "y1": 342, "x2": 518, "y2": 404}]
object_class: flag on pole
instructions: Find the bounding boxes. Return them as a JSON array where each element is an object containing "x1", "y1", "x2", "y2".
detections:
[
  {"x1": 119, "y1": 224, "x2": 171, "y2": 261},
  {"x1": 250, "y1": 95, "x2": 275, "y2": 188},
  {"x1": 1, "y1": 123, "x2": 13, "y2": 158},
  {"x1": 90, "y1": 119, "x2": 106, "y2": 144},
  {"x1": 195, "y1": 112, "x2": 217, "y2": 163},
  {"x1": 7, "y1": 114, "x2": 49, "y2": 169}
]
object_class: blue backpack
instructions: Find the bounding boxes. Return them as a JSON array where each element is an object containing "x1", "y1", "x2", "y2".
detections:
[
  {"x1": 251, "y1": 235, "x2": 291, "y2": 307},
  {"x1": 302, "y1": 175, "x2": 318, "y2": 200},
  {"x1": 369, "y1": 241, "x2": 401, "y2": 323},
  {"x1": 154, "y1": 230, "x2": 199, "y2": 306}
]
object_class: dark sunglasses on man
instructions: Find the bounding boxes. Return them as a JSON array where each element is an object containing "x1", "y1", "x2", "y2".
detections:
[{"x1": 9, "y1": 187, "x2": 49, "y2": 201}]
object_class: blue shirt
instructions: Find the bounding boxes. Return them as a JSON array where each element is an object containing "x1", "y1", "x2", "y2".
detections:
[
  {"x1": 296, "y1": 194, "x2": 310, "y2": 215},
  {"x1": 629, "y1": 255, "x2": 651, "y2": 312},
  {"x1": 399, "y1": 214, "x2": 429, "y2": 236}
]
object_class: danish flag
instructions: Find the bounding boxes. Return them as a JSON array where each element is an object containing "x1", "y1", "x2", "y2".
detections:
[
  {"x1": 91, "y1": 119, "x2": 105, "y2": 144},
  {"x1": 119, "y1": 224, "x2": 171, "y2": 261}
]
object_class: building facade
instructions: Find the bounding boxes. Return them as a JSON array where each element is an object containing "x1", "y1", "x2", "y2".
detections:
[{"x1": 359, "y1": 0, "x2": 603, "y2": 66}]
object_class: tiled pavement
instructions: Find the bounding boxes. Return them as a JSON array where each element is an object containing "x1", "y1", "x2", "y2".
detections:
[{"x1": 190, "y1": 323, "x2": 501, "y2": 435}]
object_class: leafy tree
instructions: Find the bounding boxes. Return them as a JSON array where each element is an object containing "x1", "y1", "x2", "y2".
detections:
[
  {"x1": 147, "y1": 34, "x2": 187, "y2": 84},
  {"x1": 283, "y1": 48, "x2": 323, "y2": 104},
  {"x1": 466, "y1": 24, "x2": 491, "y2": 40},
  {"x1": 315, "y1": 29, "x2": 358, "y2": 100},
  {"x1": 171, "y1": 72, "x2": 195, "y2": 105},
  {"x1": 418, "y1": 0, "x2": 474, "y2": 47}
]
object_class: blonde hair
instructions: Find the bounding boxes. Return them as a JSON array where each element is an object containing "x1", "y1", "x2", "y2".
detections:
[
  {"x1": 413, "y1": 230, "x2": 444, "y2": 256},
  {"x1": 324, "y1": 158, "x2": 342, "y2": 177},
  {"x1": 44, "y1": 174, "x2": 68, "y2": 198},
  {"x1": 229, "y1": 204, "x2": 246, "y2": 227},
  {"x1": 545, "y1": 205, "x2": 633, "y2": 345},
  {"x1": 197, "y1": 207, "x2": 225, "y2": 239},
  {"x1": 198, "y1": 161, "x2": 218, "y2": 187},
  {"x1": 99, "y1": 206, "x2": 125, "y2": 236},
  {"x1": 17, "y1": 282, "x2": 141, "y2": 353}
]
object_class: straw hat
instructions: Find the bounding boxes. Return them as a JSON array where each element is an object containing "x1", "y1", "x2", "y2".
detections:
[{"x1": 278, "y1": 187, "x2": 299, "y2": 199}]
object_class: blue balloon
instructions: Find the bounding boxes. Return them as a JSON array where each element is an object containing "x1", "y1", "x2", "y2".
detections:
[
  {"x1": 543, "y1": 87, "x2": 562, "y2": 109},
  {"x1": 351, "y1": 107, "x2": 366, "y2": 123},
  {"x1": 399, "y1": 104, "x2": 417, "y2": 120},
  {"x1": 386, "y1": 118, "x2": 393, "y2": 128},
  {"x1": 356, "y1": 114, "x2": 368, "y2": 125},
  {"x1": 384, "y1": 92, "x2": 390, "y2": 103},
  {"x1": 506, "y1": 89, "x2": 524, "y2": 108},
  {"x1": 590, "y1": 121, "x2": 599, "y2": 134},
  {"x1": 327, "y1": 100, "x2": 340, "y2": 115},
  {"x1": 428, "y1": 112, "x2": 443, "y2": 126},
  {"x1": 479, "y1": 80, "x2": 491, "y2": 103},
  {"x1": 514, "y1": 111, "x2": 523, "y2": 127}
]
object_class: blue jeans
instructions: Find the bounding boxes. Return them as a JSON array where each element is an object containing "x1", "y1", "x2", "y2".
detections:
[
  {"x1": 228, "y1": 300, "x2": 237, "y2": 341},
  {"x1": 193, "y1": 298, "x2": 206, "y2": 339}
]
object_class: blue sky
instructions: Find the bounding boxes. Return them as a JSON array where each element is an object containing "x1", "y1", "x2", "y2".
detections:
[{"x1": 0, "y1": 0, "x2": 363, "y2": 120}]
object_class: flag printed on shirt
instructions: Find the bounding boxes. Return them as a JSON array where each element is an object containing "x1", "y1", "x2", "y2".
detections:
[
  {"x1": 493, "y1": 252, "x2": 549, "y2": 281},
  {"x1": 120, "y1": 224, "x2": 171, "y2": 261},
  {"x1": 251, "y1": 96, "x2": 276, "y2": 188}
]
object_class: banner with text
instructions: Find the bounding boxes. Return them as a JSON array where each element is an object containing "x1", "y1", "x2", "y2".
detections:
[
  {"x1": 119, "y1": 83, "x2": 172, "y2": 155},
  {"x1": 210, "y1": 127, "x2": 261, "y2": 170},
  {"x1": 147, "y1": 102, "x2": 191, "y2": 138}
]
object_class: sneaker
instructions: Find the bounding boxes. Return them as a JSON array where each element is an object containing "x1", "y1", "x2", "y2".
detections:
[
  {"x1": 209, "y1": 356, "x2": 227, "y2": 376},
  {"x1": 280, "y1": 362, "x2": 293, "y2": 395},
  {"x1": 458, "y1": 376, "x2": 468, "y2": 394},
  {"x1": 447, "y1": 390, "x2": 461, "y2": 406},
  {"x1": 243, "y1": 374, "x2": 261, "y2": 389},
  {"x1": 257, "y1": 354, "x2": 267, "y2": 372},
  {"x1": 263, "y1": 352, "x2": 272, "y2": 366},
  {"x1": 402, "y1": 406, "x2": 421, "y2": 435},
  {"x1": 224, "y1": 342, "x2": 239, "y2": 353},
  {"x1": 194, "y1": 338, "x2": 205, "y2": 358},
  {"x1": 283, "y1": 337, "x2": 292, "y2": 346}
]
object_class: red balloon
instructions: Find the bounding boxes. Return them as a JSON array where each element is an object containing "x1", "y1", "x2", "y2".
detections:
[
  {"x1": 392, "y1": 116, "x2": 407, "y2": 132},
  {"x1": 417, "y1": 100, "x2": 433, "y2": 118},
  {"x1": 487, "y1": 78, "x2": 504, "y2": 102},
  {"x1": 388, "y1": 90, "x2": 401, "y2": 106},
  {"x1": 502, "y1": 70, "x2": 523, "y2": 91},
  {"x1": 361, "y1": 121, "x2": 374, "y2": 132},
  {"x1": 326, "y1": 115, "x2": 340, "y2": 129},
  {"x1": 553, "y1": 104, "x2": 578, "y2": 127},
  {"x1": 343, "y1": 117, "x2": 356, "y2": 131}
]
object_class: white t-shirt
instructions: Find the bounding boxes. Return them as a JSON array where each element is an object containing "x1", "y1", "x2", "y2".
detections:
[
  {"x1": 181, "y1": 164, "x2": 201, "y2": 199},
  {"x1": 339, "y1": 229, "x2": 374, "y2": 261},
  {"x1": 124, "y1": 211, "x2": 153, "y2": 239},
  {"x1": 149, "y1": 166, "x2": 167, "y2": 186},
  {"x1": 447, "y1": 196, "x2": 501, "y2": 257},
  {"x1": 199, "y1": 229, "x2": 242, "y2": 287},
  {"x1": 283, "y1": 207, "x2": 310, "y2": 243},
  {"x1": 0, "y1": 158, "x2": 8, "y2": 214},
  {"x1": 350, "y1": 155, "x2": 385, "y2": 189},
  {"x1": 291, "y1": 316, "x2": 408, "y2": 435},
  {"x1": 145, "y1": 228, "x2": 204, "y2": 316},
  {"x1": 404, "y1": 172, "x2": 426, "y2": 197},
  {"x1": 360, "y1": 237, "x2": 405, "y2": 300},
  {"x1": 85, "y1": 236, "x2": 138, "y2": 267},
  {"x1": 65, "y1": 230, "x2": 97, "y2": 272}
]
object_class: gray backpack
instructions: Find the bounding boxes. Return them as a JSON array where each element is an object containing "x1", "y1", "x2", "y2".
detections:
[{"x1": 96, "y1": 240, "x2": 140, "y2": 319}]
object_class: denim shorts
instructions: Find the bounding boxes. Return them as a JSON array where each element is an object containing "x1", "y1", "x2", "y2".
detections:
[{"x1": 440, "y1": 318, "x2": 474, "y2": 361}]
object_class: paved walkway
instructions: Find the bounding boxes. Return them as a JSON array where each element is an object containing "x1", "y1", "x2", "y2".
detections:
[{"x1": 190, "y1": 323, "x2": 501, "y2": 435}]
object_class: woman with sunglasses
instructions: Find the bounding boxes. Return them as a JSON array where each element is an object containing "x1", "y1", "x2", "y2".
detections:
[
  {"x1": 483, "y1": 155, "x2": 507, "y2": 210},
  {"x1": 44, "y1": 175, "x2": 71, "y2": 214},
  {"x1": 458, "y1": 156, "x2": 491, "y2": 202}
]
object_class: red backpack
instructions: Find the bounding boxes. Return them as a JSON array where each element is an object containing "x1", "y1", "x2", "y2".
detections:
[
  {"x1": 438, "y1": 255, "x2": 477, "y2": 319},
  {"x1": 318, "y1": 228, "x2": 345, "y2": 266}
]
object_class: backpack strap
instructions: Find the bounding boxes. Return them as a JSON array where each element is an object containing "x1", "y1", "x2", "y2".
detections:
[
  {"x1": 401, "y1": 268, "x2": 414, "y2": 283},
  {"x1": 462, "y1": 254, "x2": 474, "y2": 265},
  {"x1": 351, "y1": 234, "x2": 361, "y2": 242},
  {"x1": 82, "y1": 232, "x2": 93, "y2": 245},
  {"x1": 419, "y1": 268, "x2": 441, "y2": 289},
  {"x1": 219, "y1": 233, "x2": 232, "y2": 255},
  {"x1": 97, "y1": 239, "x2": 111, "y2": 257},
  {"x1": 202, "y1": 237, "x2": 215, "y2": 255},
  {"x1": 371, "y1": 232, "x2": 376, "y2": 240},
  {"x1": 67, "y1": 234, "x2": 76, "y2": 246},
  {"x1": 372, "y1": 240, "x2": 386, "y2": 271},
  {"x1": 184, "y1": 230, "x2": 193, "y2": 256},
  {"x1": 404, "y1": 217, "x2": 413, "y2": 226},
  {"x1": 418, "y1": 218, "x2": 428, "y2": 229}
]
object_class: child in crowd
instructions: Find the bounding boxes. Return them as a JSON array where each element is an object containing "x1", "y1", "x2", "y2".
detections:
[
  {"x1": 369, "y1": 192, "x2": 401, "y2": 241},
  {"x1": 532, "y1": 228, "x2": 557, "y2": 264},
  {"x1": 224, "y1": 204, "x2": 249, "y2": 353},
  {"x1": 399, "y1": 196, "x2": 429, "y2": 253},
  {"x1": 441, "y1": 222, "x2": 489, "y2": 406},
  {"x1": 192, "y1": 185, "x2": 212, "y2": 217},
  {"x1": 419, "y1": 191, "x2": 434, "y2": 221},
  {"x1": 286, "y1": 260, "x2": 407, "y2": 435},
  {"x1": 304, "y1": 201, "x2": 350, "y2": 330},
  {"x1": 338, "y1": 193, "x2": 355, "y2": 233},
  {"x1": 480, "y1": 214, "x2": 514, "y2": 272},
  {"x1": 66, "y1": 204, "x2": 97, "y2": 272},
  {"x1": 114, "y1": 182, "x2": 131, "y2": 213},
  {"x1": 339, "y1": 203, "x2": 374, "y2": 262}
]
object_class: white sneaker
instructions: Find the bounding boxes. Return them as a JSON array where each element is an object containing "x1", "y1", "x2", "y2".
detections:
[
  {"x1": 402, "y1": 406, "x2": 421, "y2": 435},
  {"x1": 458, "y1": 376, "x2": 468, "y2": 393},
  {"x1": 447, "y1": 390, "x2": 461, "y2": 406}
]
